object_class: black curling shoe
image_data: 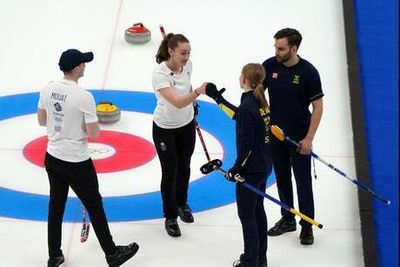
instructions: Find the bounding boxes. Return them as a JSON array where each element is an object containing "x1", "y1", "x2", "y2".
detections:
[
  {"x1": 267, "y1": 217, "x2": 296, "y2": 236},
  {"x1": 165, "y1": 218, "x2": 181, "y2": 237},
  {"x1": 177, "y1": 204, "x2": 194, "y2": 223},
  {"x1": 106, "y1": 242, "x2": 139, "y2": 267},
  {"x1": 47, "y1": 254, "x2": 65, "y2": 267},
  {"x1": 299, "y1": 227, "x2": 314, "y2": 245}
]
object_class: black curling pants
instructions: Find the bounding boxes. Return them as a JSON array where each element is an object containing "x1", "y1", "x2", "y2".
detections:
[
  {"x1": 271, "y1": 136, "x2": 314, "y2": 229},
  {"x1": 236, "y1": 171, "x2": 270, "y2": 266},
  {"x1": 152, "y1": 120, "x2": 196, "y2": 219},
  {"x1": 45, "y1": 152, "x2": 116, "y2": 257}
]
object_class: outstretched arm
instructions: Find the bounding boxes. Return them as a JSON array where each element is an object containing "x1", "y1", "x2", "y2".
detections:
[
  {"x1": 205, "y1": 83, "x2": 238, "y2": 120},
  {"x1": 159, "y1": 82, "x2": 206, "y2": 109}
]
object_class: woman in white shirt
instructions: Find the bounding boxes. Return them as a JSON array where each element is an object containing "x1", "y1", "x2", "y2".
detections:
[{"x1": 152, "y1": 33, "x2": 206, "y2": 237}]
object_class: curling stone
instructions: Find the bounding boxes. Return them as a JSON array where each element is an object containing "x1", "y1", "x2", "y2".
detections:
[
  {"x1": 96, "y1": 101, "x2": 121, "y2": 123},
  {"x1": 124, "y1": 23, "x2": 151, "y2": 44}
]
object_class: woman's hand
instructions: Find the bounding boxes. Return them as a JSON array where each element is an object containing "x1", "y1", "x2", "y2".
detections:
[{"x1": 195, "y1": 82, "x2": 207, "y2": 95}]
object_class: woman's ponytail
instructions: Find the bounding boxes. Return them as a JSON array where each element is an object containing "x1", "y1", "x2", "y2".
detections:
[{"x1": 241, "y1": 63, "x2": 268, "y2": 108}]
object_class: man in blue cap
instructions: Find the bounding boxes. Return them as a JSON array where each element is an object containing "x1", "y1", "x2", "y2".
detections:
[{"x1": 38, "y1": 49, "x2": 139, "y2": 267}]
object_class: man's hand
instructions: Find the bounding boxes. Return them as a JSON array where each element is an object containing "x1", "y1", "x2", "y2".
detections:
[{"x1": 298, "y1": 137, "x2": 313, "y2": 155}]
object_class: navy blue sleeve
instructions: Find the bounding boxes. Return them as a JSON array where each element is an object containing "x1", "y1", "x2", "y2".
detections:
[
  {"x1": 306, "y1": 64, "x2": 324, "y2": 101},
  {"x1": 232, "y1": 108, "x2": 255, "y2": 171}
]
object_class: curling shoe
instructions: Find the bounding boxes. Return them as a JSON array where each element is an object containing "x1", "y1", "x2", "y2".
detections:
[
  {"x1": 177, "y1": 204, "x2": 194, "y2": 223},
  {"x1": 267, "y1": 217, "x2": 296, "y2": 236},
  {"x1": 299, "y1": 227, "x2": 314, "y2": 245},
  {"x1": 232, "y1": 259, "x2": 258, "y2": 267},
  {"x1": 165, "y1": 218, "x2": 181, "y2": 237},
  {"x1": 106, "y1": 242, "x2": 139, "y2": 267},
  {"x1": 47, "y1": 254, "x2": 65, "y2": 267},
  {"x1": 232, "y1": 254, "x2": 258, "y2": 267}
]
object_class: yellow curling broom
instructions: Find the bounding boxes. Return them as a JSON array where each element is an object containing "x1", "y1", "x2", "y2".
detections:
[{"x1": 200, "y1": 161, "x2": 323, "y2": 229}]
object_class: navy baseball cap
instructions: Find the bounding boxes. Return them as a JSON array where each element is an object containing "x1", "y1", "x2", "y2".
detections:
[{"x1": 58, "y1": 49, "x2": 94, "y2": 71}]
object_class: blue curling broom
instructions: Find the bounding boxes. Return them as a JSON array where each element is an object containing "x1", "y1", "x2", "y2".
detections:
[{"x1": 270, "y1": 125, "x2": 391, "y2": 205}]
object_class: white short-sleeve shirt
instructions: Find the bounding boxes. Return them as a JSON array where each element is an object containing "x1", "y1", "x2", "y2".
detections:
[
  {"x1": 38, "y1": 79, "x2": 98, "y2": 162},
  {"x1": 152, "y1": 60, "x2": 194, "y2": 129}
]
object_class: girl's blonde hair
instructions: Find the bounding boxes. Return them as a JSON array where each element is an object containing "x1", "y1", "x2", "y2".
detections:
[{"x1": 242, "y1": 63, "x2": 268, "y2": 108}]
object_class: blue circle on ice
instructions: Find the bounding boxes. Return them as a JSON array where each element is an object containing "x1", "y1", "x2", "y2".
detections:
[{"x1": 0, "y1": 90, "x2": 274, "y2": 221}]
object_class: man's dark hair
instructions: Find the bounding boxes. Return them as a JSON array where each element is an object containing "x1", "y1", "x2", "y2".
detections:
[{"x1": 274, "y1": 28, "x2": 302, "y2": 48}]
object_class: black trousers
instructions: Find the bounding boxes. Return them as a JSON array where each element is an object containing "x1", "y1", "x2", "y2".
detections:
[
  {"x1": 236, "y1": 171, "x2": 270, "y2": 266},
  {"x1": 271, "y1": 136, "x2": 314, "y2": 228},
  {"x1": 45, "y1": 152, "x2": 116, "y2": 257},
  {"x1": 152, "y1": 120, "x2": 196, "y2": 219}
]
